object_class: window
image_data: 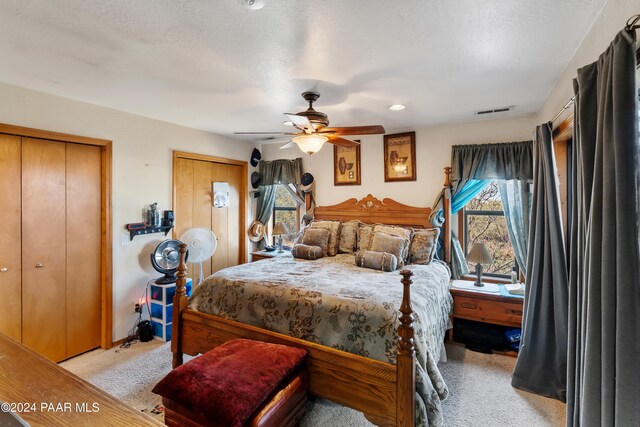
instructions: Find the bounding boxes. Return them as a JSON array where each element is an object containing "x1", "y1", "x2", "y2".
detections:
[
  {"x1": 463, "y1": 181, "x2": 517, "y2": 278},
  {"x1": 272, "y1": 184, "x2": 301, "y2": 248}
]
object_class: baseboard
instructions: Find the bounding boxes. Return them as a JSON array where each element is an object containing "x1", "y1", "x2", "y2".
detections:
[{"x1": 110, "y1": 337, "x2": 128, "y2": 348}]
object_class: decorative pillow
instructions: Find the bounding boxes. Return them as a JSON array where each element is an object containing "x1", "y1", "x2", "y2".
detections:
[
  {"x1": 409, "y1": 228, "x2": 440, "y2": 264},
  {"x1": 152, "y1": 339, "x2": 307, "y2": 427},
  {"x1": 373, "y1": 225, "x2": 412, "y2": 262},
  {"x1": 309, "y1": 220, "x2": 341, "y2": 256},
  {"x1": 292, "y1": 244, "x2": 324, "y2": 260},
  {"x1": 301, "y1": 228, "x2": 330, "y2": 255},
  {"x1": 355, "y1": 250, "x2": 398, "y2": 272},
  {"x1": 338, "y1": 220, "x2": 360, "y2": 253},
  {"x1": 357, "y1": 223, "x2": 375, "y2": 252},
  {"x1": 370, "y1": 232, "x2": 407, "y2": 268}
]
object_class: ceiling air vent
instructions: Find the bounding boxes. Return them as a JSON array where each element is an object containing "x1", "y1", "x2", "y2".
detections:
[{"x1": 474, "y1": 107, "x2": 513, "y2": 116}]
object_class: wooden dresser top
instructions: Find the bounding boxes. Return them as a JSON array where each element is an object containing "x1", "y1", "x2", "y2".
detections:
[{"x1": 0, "y1": 333, "x2": 161, "y2": 426}]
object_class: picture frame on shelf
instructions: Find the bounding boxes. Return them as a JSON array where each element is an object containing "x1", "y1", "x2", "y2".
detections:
[
  {"x1": 333, "y1": 141, "x2": 361, "y2": 186},
  {"x1": 383, "y1": 131, "x2": 416, "y2": 182}
]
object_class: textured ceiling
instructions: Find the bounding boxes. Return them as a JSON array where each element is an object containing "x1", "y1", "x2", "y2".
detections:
[{"x1": 0, "y1": 0, "x2": 606, "y2": 140}]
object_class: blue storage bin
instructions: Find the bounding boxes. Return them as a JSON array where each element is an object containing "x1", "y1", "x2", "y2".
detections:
[{"x1": 147, "y1": 278, "x2": 192, "y2": 342}]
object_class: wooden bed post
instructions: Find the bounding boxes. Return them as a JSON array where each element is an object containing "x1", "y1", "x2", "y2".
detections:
[
  {"x1": 442, "y1": 167, "x2": 452, "y2": 264},
  {"x1": 171, "y1": 243, "x2": 189, "y2": 368},
  {"x1": 396, "y1": 270, "x2": 416, "y2": 427}
]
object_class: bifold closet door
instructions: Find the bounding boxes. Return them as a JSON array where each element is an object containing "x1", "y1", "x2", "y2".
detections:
[
  {"x1": 226, "y1": 164, "x2": 242, "y2": 267},
  {"x1": 0, "y1": 135, "x2": 22, "y2": 342},
  {"x1": 66, "y1": 143, "x2": 101, "y2": 358},
  {"x1": 22, "y1": 138, "x2": 67, "y2": 362},
  {"x1": 174, "y1": 158, "x2": 242, "y2": 282},
  {"x1": 210, "y1": 163, "x2": 229, "y2": 274},
  {"x1": 21, "y1": 139, "x2": 101, "y2": 362}
]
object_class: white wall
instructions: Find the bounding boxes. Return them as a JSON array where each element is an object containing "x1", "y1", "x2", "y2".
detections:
[
  {"x1": 0, "y1": 81, "x2": 255, "y2": 341},
  {"x1": 262, "y1": 115, "x2": 536, "y2": 207},
  {"x1": 537, "y1": 0, "x2": 638, "y2": 123}
]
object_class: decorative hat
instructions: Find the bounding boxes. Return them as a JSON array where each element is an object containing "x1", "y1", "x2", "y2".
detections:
[
  {"x1": 247, "y1": 220, "x2": 266, "y2": 243},
  {"x1": 300, "y1": 172, "x2": 314, "y2": 192},
  {"x1": 250, "y1": 148, "x2": 262, "y2": 167},
  {"x1": 251, "y1": 171, "x2": 261, "y2": 189}
]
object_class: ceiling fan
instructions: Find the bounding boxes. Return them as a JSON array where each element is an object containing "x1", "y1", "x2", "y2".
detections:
[{"x1": 234, "y1": 91, "x2": 386, "y2": 155}]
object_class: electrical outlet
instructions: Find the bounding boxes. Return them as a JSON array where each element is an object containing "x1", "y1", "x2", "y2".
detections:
[{"x1": 134, "y1": 303, "x2": 142, "y2": 313}]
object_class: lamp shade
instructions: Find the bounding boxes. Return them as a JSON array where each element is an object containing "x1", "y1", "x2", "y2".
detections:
[
  {"x1": 292, "y1": 134, "x2": 328, "y2": 155},
  {"x1": 273, "y1": 221, "x2": 289, "y2": 236},
  {"x1": 466, "y1": 242, "x2": 494, "y2": 265}
]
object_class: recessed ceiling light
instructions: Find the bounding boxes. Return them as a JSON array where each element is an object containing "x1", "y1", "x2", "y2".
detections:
[
  {"x1": 238, "y1": 0, "x2": 264, "y2": 10},
  {"x1": 283, "y1": 121, "x2": 293, "y2": 126},
  {"x1": 389, "y1": 104, "x2": 406, "y2": 111}
]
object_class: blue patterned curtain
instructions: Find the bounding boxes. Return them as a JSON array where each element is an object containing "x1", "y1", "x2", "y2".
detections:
[
  {"x1": 498, "y1": 180, "x2": 531, "y2": 275},
  {"x1": 432, "y1": 179, "x2": 491, "y2": 278}
]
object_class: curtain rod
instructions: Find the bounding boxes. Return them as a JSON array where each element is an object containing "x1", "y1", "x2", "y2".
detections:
[
  {"x1": 551, "y1": 97, "x2": 575, "y2": 123},
  {"x1": 551, "y1": 14, "x2": 639, "y2": 124}
]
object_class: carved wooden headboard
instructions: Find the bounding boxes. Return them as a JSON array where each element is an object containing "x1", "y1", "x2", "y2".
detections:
[{"x1": 314, "y1": 194, "x2": 432, "y2": 229}]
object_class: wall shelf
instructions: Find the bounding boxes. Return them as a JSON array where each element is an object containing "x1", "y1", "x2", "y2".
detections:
[{"x1": 127, "y1": 225, "x2": 173, "y2": 240}]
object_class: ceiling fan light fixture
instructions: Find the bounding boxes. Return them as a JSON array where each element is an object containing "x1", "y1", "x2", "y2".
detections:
[
  {"x1": 389, "y1": 104, "x2": 406, "y2": 111},
  {"x1": 292, "y1": 134, "x2": 328, "y2": 155}
]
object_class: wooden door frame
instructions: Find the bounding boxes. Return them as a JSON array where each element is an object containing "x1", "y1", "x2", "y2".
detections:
[
  {"x1": 172, "y1": 151, "x2": 248, "y2": 265},
  {"x1": 0, "y1": 123, "x2": 113, "y2": 349}
]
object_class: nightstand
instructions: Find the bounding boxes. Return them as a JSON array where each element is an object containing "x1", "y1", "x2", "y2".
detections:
[
  {"x1": 450, "y1": 280, "x2": 524, "y2": 327},
  {"x1": 449, "y1": 280, "x2": 524, "y2": 354},
  {"x1": 251, "y1": 249, "x2": 293, "y2": 262}
]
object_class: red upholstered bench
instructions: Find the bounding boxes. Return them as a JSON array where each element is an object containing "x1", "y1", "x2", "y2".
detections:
[{"x1": 153, "y1": 339, "x2": 308, "y2": 427}]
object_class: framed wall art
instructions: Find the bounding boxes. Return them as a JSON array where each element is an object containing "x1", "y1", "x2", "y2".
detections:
[
  {"x1": 383, "y1": 131, "x2": 416, "y2": 182},
  {"x1": 333, "y1": 142, "x2": 361, "y2": 186}
]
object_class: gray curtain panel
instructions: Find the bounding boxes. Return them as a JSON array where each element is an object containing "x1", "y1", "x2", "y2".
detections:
[
  {"x1": 498, "y1": 180, "x2": 531, "y2": 275},
  {"x1": 511, "y1": 123, "x2": 569, "y2": 401},
  {"x1": 567, "y1": 29, "x2": 640, "y2": 426},
  {"x1": 256, "y1": 184, "x2": 277, "y2": 226},
  {"x1": 258, "y1": 158, "x2": 303, "y2": 185}
]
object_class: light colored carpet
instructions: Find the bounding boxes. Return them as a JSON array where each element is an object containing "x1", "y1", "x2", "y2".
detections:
[{"x1": 61, "y1": 340, "x2": 564, "y2": 426}]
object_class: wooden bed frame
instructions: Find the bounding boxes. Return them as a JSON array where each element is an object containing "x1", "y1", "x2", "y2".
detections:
[{"x1": 170, "y1": 168, "x2": 453, "y2": 427}]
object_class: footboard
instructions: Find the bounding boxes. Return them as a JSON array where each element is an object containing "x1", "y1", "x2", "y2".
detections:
[{"x1": 171, "y1": 246, "x2": 417, "y2": 427}]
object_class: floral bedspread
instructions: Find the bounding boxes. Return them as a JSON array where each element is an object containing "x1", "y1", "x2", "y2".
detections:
[{"x1": 189, "y1": 254, "x2": 453, "y2": 426}]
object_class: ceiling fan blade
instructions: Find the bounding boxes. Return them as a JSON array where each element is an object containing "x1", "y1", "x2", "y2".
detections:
[
  {"x1": 284, "y1": 114, "x2": 314, "y2": 133},
  {"x1": 320, "y1": 125, "x2": 385, "y2": 136},
  {"x1": 327, "y1": 136, "x2": 360, "y2": 147},
  {"x1": 279, "y1": 141, "x2": 296, "y2": 150},
  {"x1": 234, "y1": 132, "x2": 297, "y2": 135}
]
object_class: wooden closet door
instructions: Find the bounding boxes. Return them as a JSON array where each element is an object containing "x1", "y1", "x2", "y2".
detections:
[
  {"x1": 22, "y1": 138, "x2": 67, "y2": 362},
  {"x1": 0, "y1": 135, "x2": 22, "y2": 341},
  {"x1": 66, "y1": 143, "x2": 101, "y2": 357},
  {"x1": 226, "y1": 164, "x2": 242, "y2": 267},
  {"x1": 210, "y1": 163, "x2": 229, "y2": 273},
  {"x1": 174, "y1": 156, "x2": 244, "y2": 281},
  {"x1": 174, "y1": 158, "x2": 196, "y2": 283},
  {"x1": 193, "y1": 160, "x2": 213, "y2": 279}
]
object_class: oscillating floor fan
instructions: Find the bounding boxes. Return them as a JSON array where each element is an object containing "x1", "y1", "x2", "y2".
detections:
[{"x1": 180, "y1": 228, "x2": 218, "y2": 285}]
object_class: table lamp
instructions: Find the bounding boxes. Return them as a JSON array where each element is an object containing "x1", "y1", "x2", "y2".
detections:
[
  {"x1": 466, "y1": 242, "x2": 494, "y2": 287},
  {"x1": 272, "y1": 221, "x2": 289, "y2": 253}
]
